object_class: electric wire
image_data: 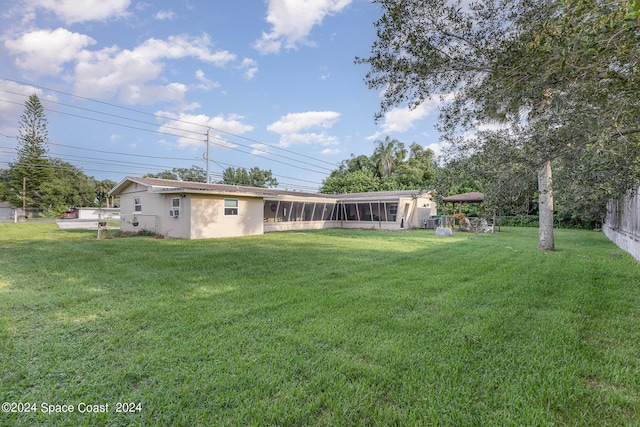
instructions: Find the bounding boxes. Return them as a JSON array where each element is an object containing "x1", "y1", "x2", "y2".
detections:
[
  {"x1": 0, "y1": 97, "x2": 333, "y2": 176},
  {"x1": 0, "y1": 93, "x2": 335, "y2": 173},
  {"x1": 0, "y1": 141, "x2": 324, "y2": 188},
  {"x1": 0, "y1": 79, "x2": 339, "y2": 167},
  {"x1": 0, "y1": 159, "x2": 320, "y2": 191}
]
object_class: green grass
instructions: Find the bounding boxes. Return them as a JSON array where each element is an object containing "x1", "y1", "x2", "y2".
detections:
[{"x1": 1, "y1": 224, "x2": 639, "y2": 426}]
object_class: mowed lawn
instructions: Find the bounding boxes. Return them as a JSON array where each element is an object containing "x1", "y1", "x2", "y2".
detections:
[{"x1": 1, "y1": 223, "x2": 639, "y2": 426}]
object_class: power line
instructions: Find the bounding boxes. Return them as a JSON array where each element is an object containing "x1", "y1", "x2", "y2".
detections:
[
  {"x1": 0, "y1": 159, "x2": 320, "y2": 191},
  {"x1": 0, "y1": 78, "x2": 339, "y2": 167},
  {"x1": 0, "y1": 97, "x2": 334, "y2": 175},
  {"x1": 0, "y1": 142, "x2": 324, "y2": 187}
]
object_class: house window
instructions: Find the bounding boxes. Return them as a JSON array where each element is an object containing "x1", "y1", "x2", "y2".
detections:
[
  {"x1": 170, "y1": 197, "x2": 180, "y2": 217},
  {"x1": 224, "y1": 199, "x2": 238, "y2": 216},
  {"x1": 134, "y1": 197, "x2": 142, "y2": 213}
]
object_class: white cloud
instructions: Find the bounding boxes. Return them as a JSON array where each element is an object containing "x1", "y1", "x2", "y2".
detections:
[
  {"x1": 4, "y1": 28, "x2": 96, "y2": 75},
  {"x1": 268, "y1": 111, "x2": 340, "y2": 148},
  {"x1": 268, "y1": 111, "x2": 339, "y2": 134},
  {"x1": 156, "y1": 112, "x2": 254, "y2": 150},
  {"x1": 253, "y1": 0, "x2": 352, "y2": 54},
  {"x1": 367, "y1": 94, "x2": 453, "y2": 140},
  {"x1": 194, "y1": 69, "x2": 220, "y2": 91},
  {"x1": 240, "y1": 58, "x2": 259, "y2": 80},
  {"x1": 250, "y1": 143, "x2": 271, "y2": 156},
  {"x1": 0, "y1": 79, "x2": 56, "y2": 136},
  {"x1": 154, "y1": 9, "x2": 175, "y2": 20},
  {"x1": 4, "y1": 29, "x2": 237, "y2": 104},
  {"x1": 321, "y1": 147, "x2": 342, "y2": 155},
  {"x1": 23, "y1": 0, "x2": 130, "y2": 24},
  {"x1": 133, "y1": 34, "x2": 235, "y2": 65},
  {"x1": 72, "y1": 34, "x2": 236, "y2": 103},
  {"x1": 426, "y1": 142, "x2": 443, "y2": 157}
]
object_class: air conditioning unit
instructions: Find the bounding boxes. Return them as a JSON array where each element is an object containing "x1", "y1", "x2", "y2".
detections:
[{"x1": 169, "y1": 209, "x2": 180, "y2": 217}]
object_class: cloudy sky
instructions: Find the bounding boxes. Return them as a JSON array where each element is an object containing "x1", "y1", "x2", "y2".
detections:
[{"x1": 0, "y1": 0, "x2": 443, "y2": 190}]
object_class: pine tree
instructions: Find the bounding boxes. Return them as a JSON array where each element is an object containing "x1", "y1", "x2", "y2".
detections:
[{"x1": 12, "y1": 94, "x2": 52, "y2": 209}]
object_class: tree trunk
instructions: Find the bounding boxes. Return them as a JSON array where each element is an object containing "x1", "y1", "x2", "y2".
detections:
[{"x1": 537, "y1": 159, "x2": 555, "y2": 250}]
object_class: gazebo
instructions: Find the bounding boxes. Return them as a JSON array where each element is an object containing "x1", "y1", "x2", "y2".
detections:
[{"x1": 442, "y1": 191, "x2": 485, "y2": 215}]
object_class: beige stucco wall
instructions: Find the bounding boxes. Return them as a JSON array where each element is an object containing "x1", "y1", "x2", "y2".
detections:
[
  {"x1": 190, "y1": 195, "x2": 263, "y2": 239},
  {"x1": 264, "y1": 220, "x2": 340, "y2": 232},
  {"x1": 118, "y1": 183, "x2": 161, "y2": 234}
]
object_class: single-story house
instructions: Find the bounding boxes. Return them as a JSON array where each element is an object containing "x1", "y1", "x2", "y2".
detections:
[{"x1": 108, "y1": 177, "x2": 438, "y2": 239}]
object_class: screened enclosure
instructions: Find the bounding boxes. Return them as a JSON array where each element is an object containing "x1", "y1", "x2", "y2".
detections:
[{"x1": 263, "y1": 200, "x2": 399, "y2": 223}]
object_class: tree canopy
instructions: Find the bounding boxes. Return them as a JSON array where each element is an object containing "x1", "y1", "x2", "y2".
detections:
[
  {"x1": 320, "y1": 139, "x2": 437, "y2": 193},
  {"x1": 220, "y1": 166, "x2": 279, "y2": 188},
  {"x1": 0, "y1": 94, "x2": 116, "y2": 216},
  {"x1": 358, "y1": 0, "x2": 640, "y2": 249},
  {"x1": 144, "y1": 166, "x2": 207, "y2": 182}
]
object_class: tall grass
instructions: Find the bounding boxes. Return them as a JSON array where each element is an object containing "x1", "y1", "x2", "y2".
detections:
[{"x1": 1, "y1": 224, "x2": 638, "y2": 426}]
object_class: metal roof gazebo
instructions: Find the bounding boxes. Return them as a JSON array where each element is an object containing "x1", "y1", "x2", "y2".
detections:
[
  {"x1": 440, "y1": 192, "x2": 492, "y2": 231},
  {"x1": 442, "y1": 191, "x2": 485, "y2": 214}
]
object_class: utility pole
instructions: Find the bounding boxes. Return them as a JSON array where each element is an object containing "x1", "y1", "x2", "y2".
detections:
[
  {"x1": 22, "y1": 177, "x2": 26, "y2": 219},
  {"x1": 206, "y1": 128, "x2": 210, "y2": 184}
]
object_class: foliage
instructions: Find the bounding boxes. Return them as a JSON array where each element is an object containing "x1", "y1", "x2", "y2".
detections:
[
  {"x1": 372, "y1": 136, "x2": 406, "y2": 177},
  {"x1": 220, "y1": 166, "x2": 278, "y2": 188},
  {"x1": 95, "y1": 179, "x2": 117, "y2": 207},
  {"x1": 358, "y1": 0, "x2": 640, "y2": 249},
  {"x1": 144, "y1": 165, "x2": 207, "y2": 182},
  {"x1": 1, "y1": 224, "x2": 639, "y2": 426},
  {"x1": 2, "y1": 94, "x2": 52, "y2": 208},
  {"x1": 320, "y1": 169, "x2": 380, "y2": 194},
  {"x1": 36, "y1": 160, "x2": 102, "y2": 216},
  {"x1": 499, "y1": 214, "x2": 600, "y2": 230},
  {"x1": 0, "y1": 94, "x2": 109, "y2": 214},
  {"x1": 320, "y1": 139, "x2": 437, "y2": 193}
]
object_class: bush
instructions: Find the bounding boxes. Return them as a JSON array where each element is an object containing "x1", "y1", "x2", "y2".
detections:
[{"x1": 499, "y1": 215, "x2": 600, "y2": 229}]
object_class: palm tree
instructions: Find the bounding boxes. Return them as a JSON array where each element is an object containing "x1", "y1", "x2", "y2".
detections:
[{"x1": 373, "y1": 136, "x2": 405, "y2": 177}]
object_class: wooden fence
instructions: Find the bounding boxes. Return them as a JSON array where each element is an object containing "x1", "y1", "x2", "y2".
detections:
[{"x1": 603, "y1": 188, "x2": 640, "y2": 262}]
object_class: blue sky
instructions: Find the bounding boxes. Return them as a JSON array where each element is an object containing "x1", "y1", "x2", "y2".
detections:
[{"x1": 0, "y1": 0, "x2": 444, "y2": 191}]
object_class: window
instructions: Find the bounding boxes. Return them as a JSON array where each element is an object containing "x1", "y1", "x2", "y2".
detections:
[
  {"x1": 134, "y1": 197, "x2": 142, "y2": 213},
  {"x1": 224, "y1": 199, "x2": 238, "y2": 216},
  {"x1": 170, "y1": 197, "x2": 180, "y2": 217}
]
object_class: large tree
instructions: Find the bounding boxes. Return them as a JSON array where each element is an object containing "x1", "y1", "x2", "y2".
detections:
[
  {"x1": 4, "y1": 94, "x2": 53, "y2": 209},
  {"x1": 144, "y1": 166, "x2": 207, "y2": 182},
  {"x1": 37, "y1": 160, "x2": 100, "y2": 215},
  {"x1": 0, "y1": 94, "x2": 114, "y2": 215},
  {"x1": 320, "y1": 140, "x2": 437, "y2": 193},
  {"x1": 220, "y1": 166, "x2": 278, "y2": 188},
  {"x1": 358, "y1": 0, "x2": 640, "y2": 250},
  {"x1": 372, "y1": 136, "x2": 406, "y2": 177}
]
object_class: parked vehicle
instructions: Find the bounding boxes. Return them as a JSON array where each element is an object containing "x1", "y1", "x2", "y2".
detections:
[{"x1": 60, "y1": 209, "x2": 76, "y2": 219}]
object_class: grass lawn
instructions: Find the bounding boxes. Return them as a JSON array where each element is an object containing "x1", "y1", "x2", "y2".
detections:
[{"x1": 1, "y1": 223, "x2": 639, "y2": 426}]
